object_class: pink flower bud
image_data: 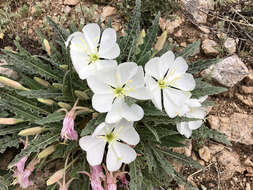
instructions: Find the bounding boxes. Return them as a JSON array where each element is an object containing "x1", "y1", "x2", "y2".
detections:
[
  {"x1": 119, "y1": 173, "x2": 129, "y2": 187},
  {"x1": 90, "y1": 165, "x2": 105, "y2": 190},
  {"x1": 61, "y1": 111, "x2": 78, "y2": 141},
  {"x1": 13, "y1": 156, "x2": 33, "y2": 189}
]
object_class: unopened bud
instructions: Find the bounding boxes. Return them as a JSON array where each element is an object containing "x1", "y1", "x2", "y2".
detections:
[
  {"x1": 34, "y1": 77, "x2": 50, "y2": 87},
  {"x1": 18, "y1": 127, "x2": 43, "y2": 136},
  {"x1": 59, "y1": 65, "x2": 68, "y2": 70},
  {"x1": 43, "y1": 39, "x2": 51, "y2": 56},
  {"x1": 37, "y1": 98, "x2": 54, "y2": 105},
  {"x1": 38, "y1": 145, "x2": 55, "y2": 159},
  {"x1": 47, "y1": 169, "x2": 64, "y2": 186},
  {"x1": 52, "y1": 83, "x2": 63, "y2": 89},
  {"x1": 0, "y1": 76, "x2": 29, "y2": 90},
  {"x1": 154, "y1": 31, "x2": 167, "y2": 52},
  {"x1": 0, "y1": 33, "x2": 4, "y2": 40},
  {"x1": 58, "y1": 102, "x2": 71, "y2": 109},
  {"x1": 0, "y1": 118, "x2": 24, "y2": 125},
  {"x1": 74, "y1": 90, "x2": 89, "y2": 100},
  {"x1": 137, "y1": 29, "x2": 146, "y2": 47}
]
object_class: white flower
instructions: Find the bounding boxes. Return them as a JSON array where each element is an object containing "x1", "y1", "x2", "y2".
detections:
[
  {"x1": 145, "y1": 51, "x2": 196, "y2": 118},
  {"x1": 79, "y1": 119, "x2": 140, "y2": 172},
  {"x1": 87, "y1": 62, "x2": 150, "y2": 123},
  {"x1": 66, "y1": 23, "x2": 120, "y2": 80},
  {"x1": 176, "y1": 96, "x2": 208, "y2": 138}
]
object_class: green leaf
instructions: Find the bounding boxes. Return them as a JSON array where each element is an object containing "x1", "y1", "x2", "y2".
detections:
[
  {"x1": 143, "y1": 123, "x2": 161, "y2": 143},
  {"x1": 176, "y1": 41, "x2": 200, "y2": 59},
  {"x1": 188, "y1": 58, "x2": 220, "y2": 74},
  {"x1": 192, "y1": 79, "x2": 227, "y2": 98},
  {"x1": 17, "y1": 89, "x2": 62, "y2": 99},
  {"x1": 0, "y1": 124, "x2": 30, "y2": 136},
  {"x1": 35, "y1": 112, "x2": 65, "y2": 125},
  {"x1": 0, "y1": 135, "x2": 20, "y2": 153},
  {"x1": 0, "y1": 176, "x2": 9, "y2": 190},
  {"x1": 80, "y1": 114, "x2": 105, "y2": 136},
  {"x1": 10, "y1": 132, "x2": 59, "y2": 166},
  {"x1": 129, "y1": 160, "x2": 144, "y2": 190}
]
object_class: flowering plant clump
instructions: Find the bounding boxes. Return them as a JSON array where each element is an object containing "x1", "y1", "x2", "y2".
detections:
[{"x1": 0, "y1": 0, "x2": 230, "y2": 189}]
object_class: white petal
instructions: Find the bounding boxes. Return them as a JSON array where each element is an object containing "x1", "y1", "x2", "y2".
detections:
[
  {"x1": 69, "y1": 32, "x2": 91, "y2": 55},
  {"x1": 171, "y1": 73, "x2": 196, "y2": 91},
  {"x1": 98, "y1": 43, "x2": 120, "y2": 59},
  {"x1": 144, "y1": 57, "x2": 160, "y2": 80},
  {"x1": 106, "y1": 144, "x2": 122, "y2": 171},
  {"x1": 173, "y1": 57, "x2": 188, "y2": 75},
  {"x1": 186, "y1": 98, "x2": 202, "y2": 108},
  {"x1": 93, "y1": 122, "x2": 114, "y2": 136},
  {"x1": 176, "y1": 122, "x2": 192, "y2": 138},
  {"x1": 105, "y1": 98, "x2": 123, "y2": 123},
  {"x1": 82, "y1": 23, "x2": 100, "y2": 53},
  {"x1": 159, "y1": 51, "x2": 175, "y2": 78},
  {"x1": 126, "y1": 66, "x2": 145, "y2": 89},
  {"x1": 117, "y1": 62, "x2": 138, "y2": 86},
  {"x1": 92, "y1": 93, "x2": 114, "y2": 112},
  {"x1": 127, "y1": 87, "x2": 151, "y2": 100},
  {"x1": 87, "y1": 76, "x2": 112, "y2": 94},
  {"x1": 121, "y1": 102, "x2": 144, "y2": 121},
  {"x1": 186, "y1": 107, "x2": 206, "y2": 119},
  {"x1": 96, "y1": 60, "x2": 118, "y2": 72},
  {"x1": 93, "y1": 66, "x2": 118, "y2": 87},
  {"x1": 198, "y1": 95, "x2": 208, "y2": 103},
  {"x1": 145, "y1": 75, "x2": 158, "y2": 91},
  {"x1": 164, "y1": 87, "x2": 190, "y2": 106},
  {"x1": 100, "y1": 28, "x2": 116, "y2": 45},
  {"x1": 163, "y1": 90, "x2": 189, "y2": 118},
  {"x1": 188, "y1": 120, "x2": 203, "y2": 130},
  {"x1": 118, "y1": 127, "x2": 140, "y2": 145},
  {"x1": 152, "y1": 87, "x2": 162, "y2": 110},
  {"x1": 78, "y1": 64, "x2": 98, "y2": 80},
  {"x1": 79, "y1": 136, "x2": 106, "y2": 166},
  {"x1": 113, "y1": 141, "x2": 137, "y2": 164}
]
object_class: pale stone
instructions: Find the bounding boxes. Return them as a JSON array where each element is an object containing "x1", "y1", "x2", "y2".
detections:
[
  {"x1": 174, "y1": 29, "x2": 182, "y2": 37},
  {"x1": 172, "y1": 140, "x2": 192, "y2": 157},
  {"x1": 64, "y1": 6, "x2": 71, "y2": 14},
  {"x1": 101, "y1": 6, "x2": 116, "y2": 19},
  {"x1": 64, "y1": 0, "x2": 79, "y2": 6},
  {"x1": 246, "y1": 183, "x2": 251, "y2": 190},
  {"x1": 159, "y1": 16, "x2": 183, "y2": 34},
  {"x1": 208, "y1": 113, "x2": 253, "y2": 145},
  {"x1": 201, "y1": 39, "x2": 219, "y2": 55},
  {"x1": 180, "y1": 42, "x2": 187, "y2": 47},
  {"x1": 202, "y1": 55, "x2": 249, "y2": 87},
  {"x1": 198, "y1": 25, "x2": 210, "y2": 34},
  {"x1": 198, "y1": 146, "x2": 211, "y2": 162},
  {"x1": 240, "y1": 86, "x2": 253, "y2": 94},
  {"x1": 181, "y1": 0, "x2": 213, "y2": 24},
  {"x1": 224, "y1": 37, "x2": 236, "y2": 54},
  {"x1": 235, "y1": 93, "x2": 253, "y2": 107}
]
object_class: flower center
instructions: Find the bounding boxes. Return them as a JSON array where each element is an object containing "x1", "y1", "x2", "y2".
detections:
[
  {"x1": 158, "y1": 79, "x2": 167, "y2": 89},
  {"x1": 89, "y1": 53, "x2": 99, "y2": 63},
  {"x1": 105, "y1": 133, "x2": 115, "y2": 143},
  {"x1": 114, "y1": 87, "x2": 125, "y2": 97}
]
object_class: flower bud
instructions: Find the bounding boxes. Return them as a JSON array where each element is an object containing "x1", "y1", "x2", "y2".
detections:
[
  {"x1": 52, "y1": 83, "x2": 63, "y2": 89},
  {"x1": 38, "y1": 145, "x2": 55, "y2": 159},
  {"x1": 37, "y1": 98, "x2": 54, "y2": 105},
  {"x1": 43, "y1": 39, "x2": 51, "y2": 56},
  {"x1": 0, "y1": 118, "x2": 24, "y2": 125},
  {"x1": 58, "y1": 102, "x2": 71, "y2": 109},
  {"x1": 18, "y1": 127, "x2": 43, "y2": 136},
  {"x1": 74, "y1": 90, "x2": 89, "y2": 100},
  {"x1": 0, "y1": 76, "x2": 29, "y2": 90},
  {"x1": 59, "y1": 65, "x2": 68, "y2": 70},
  {"x1": 34, "y1": 77, "x2": 50, "y2": 87},
  {"x1": 154, "y1": 31, "x2": 167, "y2": 52},
  {"x1": 0, "y1": 33, "x2": 4, "y2": 40},
  {"x1": 47, "y1": 169, "x2": 64, "y2": 186},
  {"x1": 137, "y1": 29, "x2": 146, "y2": 47}
]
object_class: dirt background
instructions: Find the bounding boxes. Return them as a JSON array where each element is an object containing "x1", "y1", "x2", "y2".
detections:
[{"x1": 0, "y1": 0, "x2": 253, "y2": 189}]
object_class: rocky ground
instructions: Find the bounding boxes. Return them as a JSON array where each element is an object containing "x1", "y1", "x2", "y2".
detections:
[{"x1": 0, "y1": 0, "x2": 253, "y2": 189}]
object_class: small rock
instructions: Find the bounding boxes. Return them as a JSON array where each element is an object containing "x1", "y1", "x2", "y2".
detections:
[
  {"x1": 246, "y1": 183, "x2": 251, "y2": 190},
  {"x1": 245, "y1": 72, "x2": 253, "y2": 86},
  {"x1": 180, "y1": 42, "x2": 187, "y2": 47},
  {"x1": 240, "y1": 86, "x2": 253, "y2": 94},
  {"x1": 173, "y1": 140, "x2": 192, "y2": 157},
  {"x1": 28, "y1": 28, "x2": 33, "y2": 35},
  {"x1": 174, "y1": 29, "x2": 182, "y2": 37},
  {"x1": 208, "y1": 113, "x2": 253, "y2": 145},
  {"x1": 217, "y1": 32, "x2": 227, "y2": 40},
  {"x1": 181, "y1": 0, "x2": 213, "y2": 24},
  {"x1": 202, "y1": 54, "x2": 249, "y2": 87},
  {"x1": 159, "y1": 16, "x2": 183, "y2": 34},
  {"x1": 244, "y1": 157, "x2": 253, "y2": 167},
  {"x1": 64, "y1": 0, "x2": 79, "y2": 6},
  {"x1": 198, "y1": 25, "x2": 210, "y2": 34},
  {"x1": 235, "y1": 93, "x2": 253, "y2": 106},
  {"x1": 208, "y1": 144, "x2": 225, "y2": 155},
  {"x1": 101, "y1": 6, "x2": 116, "y2": 19},
  {"x1": 224, "y1": 37, "x2": 236, "y2": 54},
  {"x1": 64, "y1": 6, "x2": 71, "y2": 14},
  {"x1": 201, "y1": 39, "x2": 219, "y2": 55},
  {"x1": 218, "y1": 150, "x2": 244, "y2": 180},
  {"x1": 199, "y1": 146, "x2": 211, "y2": 162}
]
